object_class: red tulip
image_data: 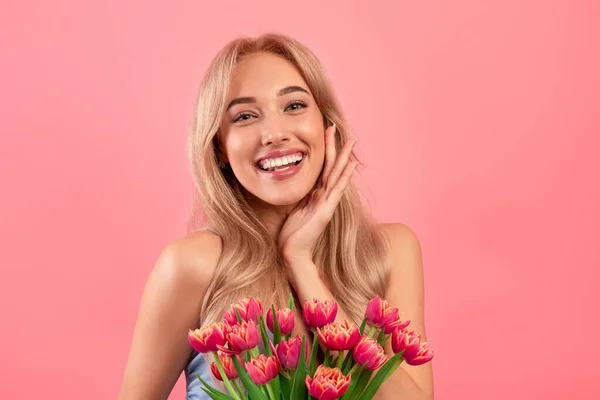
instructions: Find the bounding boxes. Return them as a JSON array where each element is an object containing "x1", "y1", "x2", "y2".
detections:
[
  {"x1": 274, "y1": 336, "x2": 308, "y2": 370},
  {"x1": 223, "y1": 297, "x2": 263, "y2": 325},
  {"x1": 267, "y1": 307, "x2": 295, "y2": 335},
  {"x1": 303, "y1": 298, "x2": 338, "y2": 329},
  {"x1": 317, "y1": 321, "x2": 360, "y2": 351},
  {"x1": 305, "y1": 365, "x2": 351, "y2": 400},
  {"x1": 352, "y1": 336, "x2": 388, "y2": 370},
  {"x1": 391, "y1": 328, "x2": 434, "y2": 366},
  {"x1": 188, "y1": 322, "x2": 228, "y2": 353},
  {"x1": 384, "y1": 317, "x2": 411, "y2": 334},
  {"x1": 220, "y1": 320, "x2": 261, "y2": 354},
  {"x1": 246, "y1": 354, "x2": 280, "y2": 385},
  {"x1": 210, "y1": 352, "x2": 240, "y2": 381},
  {"x1": 365, "y1": 296, "x2": 399, "y2": 330}
]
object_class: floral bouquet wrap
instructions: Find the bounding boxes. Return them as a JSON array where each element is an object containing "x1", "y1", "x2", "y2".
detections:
[{"x1": 188, "y1": 295, "x2": 433, "y2": 400}]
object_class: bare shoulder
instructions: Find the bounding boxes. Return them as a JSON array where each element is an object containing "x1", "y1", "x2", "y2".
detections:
[
  {"x1": 376, "y1": 222, "x2": 423, "y2": 271},
  {"x1": 155, "y1": 229, "x2": 223, "y2": 289},
  {"x1": 119, "y1": 229, "x2": 222, "y2": 399}
]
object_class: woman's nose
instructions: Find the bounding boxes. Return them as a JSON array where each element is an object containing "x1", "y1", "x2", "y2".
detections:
[{"x1": 261, "y1": 118, "x2": 291, "y2": 146}]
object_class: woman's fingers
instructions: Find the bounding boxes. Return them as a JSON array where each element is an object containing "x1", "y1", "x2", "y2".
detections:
[
  {"x1": 321, "y1": 124, "x2": 337, "y2": 185},
  {"x1": 327, "y1": 156, "x2": 359, "y2": 203},
  {"x1": 325, "y1": 136, "x2": 358, "y2": 193}
]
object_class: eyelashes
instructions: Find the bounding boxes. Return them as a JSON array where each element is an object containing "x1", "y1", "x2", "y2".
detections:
[{"x1": 232, "y1": 100, "x2": 308, "y2": 123}]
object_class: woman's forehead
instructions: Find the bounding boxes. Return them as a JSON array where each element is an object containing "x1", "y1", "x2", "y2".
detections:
[{"x1": 228, "y1": 53, "x2": 309, "y2": 99}]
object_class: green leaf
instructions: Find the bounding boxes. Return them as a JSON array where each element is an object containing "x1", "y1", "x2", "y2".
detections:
[
  {"x1": 235, "y1": 309, "x2": 243, "y2": 324},
  {"x1": 288, "y1": 293, "x2": 294, "y2": 311},
  {"x1": 358, "y1": 353, "x2": 404, "y2": 400},
  {"x1": 347, "y1": 369, "x2": 374, "y2": 400},
  {"x1": 376, "y1": 328, "x2": 386, "y2": 345},
  {"x1": 201, "y1": 387, "x2": 237, "y2": 400},
  {"x1": 279, "y1": 371, "x2": 291, "y2": 399},
  {"x1": 271, "y1": 304, "x2": 282, "y2": 346},
  {"x1": 359, "y1": 317, "x2": 367, "y2": 335},
  {"x1": 258, "y1": 316, "x2": 273, "y2": 356},
  {"x1": 231, "y1": 356, "x2": 269, "y2": 400},
  {"x1": 308, "y1": 332, "x2": 320, "y2": 376},
  {"x1": 339, "y1": 366, "x2": 364, "y2": 400},
  {"x1": 341, "y1": 348, "x2": 355, "y2": 375},
  {"x1": 290, "y1": 336, "x2": 308, "y2": 400},
  {"x1": 196, "y1": 374, "x2": 236, "y2": 400},
  {"x1": 268, "y1": 375, "x2": 281, "y2": 400}
]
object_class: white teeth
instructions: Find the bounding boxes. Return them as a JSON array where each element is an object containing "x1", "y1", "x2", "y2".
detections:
[{"x1": 259, "y1": 152, "x2": 304, "y2": 170}]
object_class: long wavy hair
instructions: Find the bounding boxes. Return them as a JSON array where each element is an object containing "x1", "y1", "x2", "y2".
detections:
[{"x1": 187, "y1": 32, "x2": 389, "y2": 335}]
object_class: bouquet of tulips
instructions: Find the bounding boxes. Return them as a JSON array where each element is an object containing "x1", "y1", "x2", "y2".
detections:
[{"x1": 188, "y1": 295, "x2": 433, "y2": 400}]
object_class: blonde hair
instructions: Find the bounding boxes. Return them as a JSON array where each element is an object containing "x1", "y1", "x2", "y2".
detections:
[{"x1": 187, "y1": 32, "x2": 389, "y2": 332}]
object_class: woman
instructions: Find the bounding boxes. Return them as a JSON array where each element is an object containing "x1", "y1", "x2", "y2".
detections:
[{"x1": 119, "y1": 33, "x2": 434, "y2": 399}]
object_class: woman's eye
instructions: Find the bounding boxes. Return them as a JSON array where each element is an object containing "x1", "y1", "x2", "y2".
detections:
[
  {"x1": 233, "y1": 113, "x2": 254, "y2": 123},
  {"x1": 285, "y1": 101, "x2": 307, "y2": 112}
]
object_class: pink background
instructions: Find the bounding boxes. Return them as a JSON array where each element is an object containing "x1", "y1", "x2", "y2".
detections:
[{"x1": 1, "y1": 1, "x2": 598, "y2": 399}]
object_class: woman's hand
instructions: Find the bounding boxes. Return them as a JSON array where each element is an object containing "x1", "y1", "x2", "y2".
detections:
[{"x1": 277, "y1": 124, "x2": 358, "y2": 270}]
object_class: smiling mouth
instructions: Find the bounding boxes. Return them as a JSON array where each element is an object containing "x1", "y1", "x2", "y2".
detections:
[{"x1": 257, "y1": 159, "x2": 302, "y2": 172}]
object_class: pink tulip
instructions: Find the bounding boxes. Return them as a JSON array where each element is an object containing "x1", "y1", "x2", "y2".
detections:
[
  {"x1": 384, "y1": 317, "x2": 411, "y2": 334},
  {"x1": 220, "y1": 320, "x2": 261, "y2": 354},
  {"x1": 274, "y1": 336, "x2": 308, "y2": 370},
  {"x1": 317, "y1": 321, "x2": 360, "y2": 351},
  {"x1": 305, "y1": 365, "x2": 351, "y2": 400},
  {"x1": 188, "y1": 322, "x2": 228, "y2": 353},
  {"x1": 246, "y1": 354, "x2": 280, "y2": 385},
  {"x1": 391, "y1": 328, "x2": 434, "y2": 366},
  {"x1": 210, "y1": 352, "x2": 240, "y2": 381},
  {"x1": 365, "y1": 296, "x2": 399, "y2": 330},
  {"x1": 303, "y1": 298, "x2": 338, "y2": 329},
  {"x1": 352, "y1": 336, "x2": 388, "y2": 370},
  {"x1": 266, "y1": 307, "x2": 295, "y2": 335},
  {"x1": 223, "y1": 297, "x2": 263, "y2": 325}
]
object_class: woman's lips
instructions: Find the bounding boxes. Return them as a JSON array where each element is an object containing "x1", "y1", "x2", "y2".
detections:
[{"x1": 255, "y1": 156, "x2": 305, "y2": 181}]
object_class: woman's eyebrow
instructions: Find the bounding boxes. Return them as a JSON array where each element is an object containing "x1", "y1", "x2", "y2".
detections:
[{"x1": 226, "y1": 86, "x2": 310, "y2": 111}]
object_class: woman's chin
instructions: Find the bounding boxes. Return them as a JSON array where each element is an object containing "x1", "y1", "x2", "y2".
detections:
[{"x1": 263, "y1": 195, "x2": 306, "y2": 207}]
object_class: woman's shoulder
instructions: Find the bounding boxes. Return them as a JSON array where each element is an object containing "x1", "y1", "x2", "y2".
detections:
[
  {"x1": 153, "y1": 228, "x2": 223, "y2": 293},
  {"x1": 375, "y1": 222, "x2": 423, "y2": 270}
]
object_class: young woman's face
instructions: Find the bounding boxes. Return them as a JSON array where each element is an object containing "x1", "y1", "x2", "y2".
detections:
[{"x1": 219, "y1": 52, "x2": 326, "y2": 206}]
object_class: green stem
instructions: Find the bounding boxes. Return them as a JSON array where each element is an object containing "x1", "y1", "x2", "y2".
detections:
[
  {"x1": 211, "y1": 352, "x2": 241, "y2": 400},
  {"x1": 324, "y1": 350, "x2": 332, "y2": 367},
  {"x1": 336, "y1": 351, "x2": 345, "y2": 370},
  {"x1": 347, "y1": 362, "x2": 363, "y2": 378},
  {"x1": 233, "y1": 379, "x2": 247, "y2": 400},
  {"x1": 265, "y1": 382, "x2": 277, "y2": 400}
]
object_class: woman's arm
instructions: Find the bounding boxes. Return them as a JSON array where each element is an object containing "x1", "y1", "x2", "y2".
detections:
[
  {"x1": 118, "y1": 231, "x2": 221, "y2": 400},
  {"x1": 284, "y1": 223, "x2": 434, "y2": 400},
  {"x1": 375, "y1": 223, "x2": 434, "y2": 399}
]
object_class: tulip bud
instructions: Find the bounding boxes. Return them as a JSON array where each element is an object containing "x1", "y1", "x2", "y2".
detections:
[
  {"x1": 391, "y1": 328, "x2": 434, "y2": 366},
  {"x1": 365, "y1": 296, "x2": 399, "y2": 330},
  {"x1": 221, "y1": 320, "x2": 261, "y2": 354},
  {"x1": 210, "y1": 352, "x2": 240, "y2": 381},
  {"x1": 317, "y1": 320, "x2": 360, "y2": 351},
  {"x1": 384, "y1": 317, "x2": 411, "y2": 334},
  {"x1": 188, "y1": 322, "x2": 228, "y2": 353},
  {"x1": 303, "y1": 298, "x2": 338, "y2": 329},
  {"x1": 352, "y1": 335, "x2": 388, "y2": 370},
  {"x1": 274, "y1": 336, "x2": 308, "y2": 370},
  {"x1": 246, "y1": 354, "x2": 280, "y2": 385},
  {"x1": 223, "y1": 297, "x2": 263, "y2": 325},
  {"x1": 305, "y1": 365, "x2": 351, "y2": 400},
  {"x1": 267, "y1": 307, "x2": 295, "y2": 335}
]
